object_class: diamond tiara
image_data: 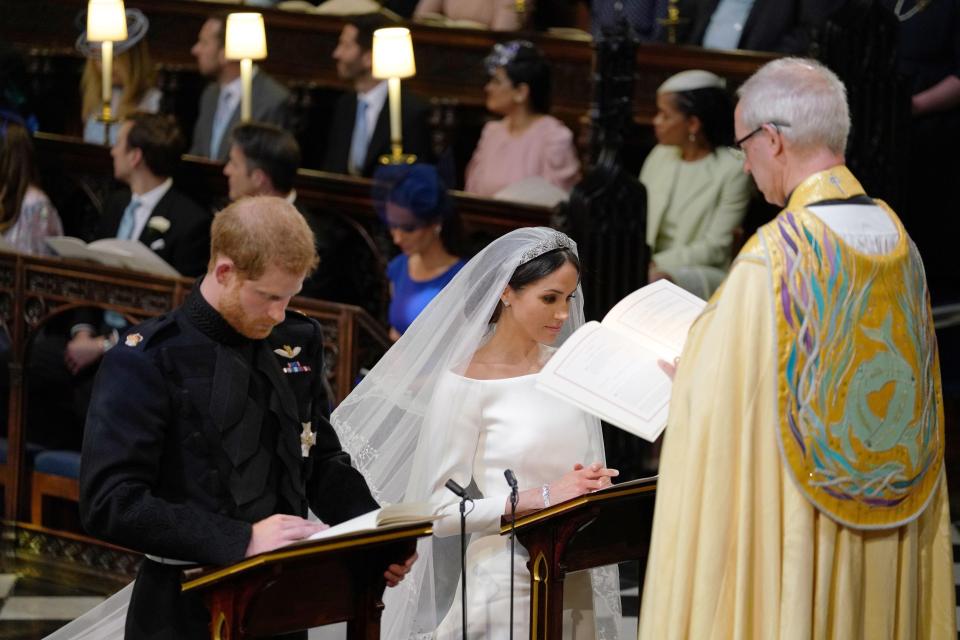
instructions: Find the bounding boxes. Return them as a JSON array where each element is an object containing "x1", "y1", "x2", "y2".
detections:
[{"x1": 519, "y1": 231, "x2": 573, "y2": 265}]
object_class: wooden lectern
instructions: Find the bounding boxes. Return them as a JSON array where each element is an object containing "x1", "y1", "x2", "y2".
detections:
[
  {"x1": 500, "y1": 477, "x2": 657, "y2": 639},
  {"x1": 181, "y1": 523, "x2": 432, "y2": 639}
]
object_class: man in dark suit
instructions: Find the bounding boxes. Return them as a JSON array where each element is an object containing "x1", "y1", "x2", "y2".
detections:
[
  {"x1": 65, "y1": 112, "x2": 211, "y2": 374},
  {"x1": 673, "y1": 0, "x2": 837, "y2": 53},
  {"x1": 80, "y1": 197, "x2": 414, "y2": 638},
  {"x1": 26, "y1": 113, "x2": 212, "y2": 451},
  {"x1": 188, "y1": 13, "x2": 290, "y2": 161},
  {"x1": 225, "y1": 122, "x2": 383, "y2": 309},
  {"x1": 321, "y1": 14, "x2": 433, "y2": 177}
]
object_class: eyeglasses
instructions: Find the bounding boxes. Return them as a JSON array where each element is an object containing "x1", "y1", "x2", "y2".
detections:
[{"x1": 733, "y1": 121, "x2": 791, "y2": 151}]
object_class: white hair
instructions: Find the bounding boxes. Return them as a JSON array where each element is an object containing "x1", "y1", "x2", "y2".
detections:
[{"x1": 737, "y1": 57, "x2": 850, "y2": 156}]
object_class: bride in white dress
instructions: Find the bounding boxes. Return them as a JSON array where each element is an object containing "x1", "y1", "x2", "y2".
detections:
[{"x1": 332, "y1": 227, "x2": 623, "y2": 639}]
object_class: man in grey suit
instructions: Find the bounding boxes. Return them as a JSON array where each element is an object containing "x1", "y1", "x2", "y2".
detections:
[{"x1": 187, "y1": 13, "x2": 290, "y2": 161}]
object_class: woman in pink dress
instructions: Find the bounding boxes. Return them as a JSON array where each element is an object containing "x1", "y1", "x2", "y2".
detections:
[{"x1": 464, "y1": 41, "x2": 580, "y2": 198}]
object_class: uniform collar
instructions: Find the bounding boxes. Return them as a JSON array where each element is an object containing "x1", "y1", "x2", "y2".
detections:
[{"x1": 183, "y1": 285, "x2": 249, "y2": 347}]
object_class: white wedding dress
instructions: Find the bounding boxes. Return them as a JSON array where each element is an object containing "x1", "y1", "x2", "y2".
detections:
[{"x1": 426, "y1": 363, "x2": 598, "y2": 639}]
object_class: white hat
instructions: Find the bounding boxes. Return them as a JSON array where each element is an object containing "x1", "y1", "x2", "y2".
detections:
[{"x1": 657, "y1": 69, "x2": 725, "y2": 94}]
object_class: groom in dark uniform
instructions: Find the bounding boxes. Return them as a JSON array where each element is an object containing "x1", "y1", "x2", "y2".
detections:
[{"x1": 80, "y1": 196, "x2": 413, "y2": 639}]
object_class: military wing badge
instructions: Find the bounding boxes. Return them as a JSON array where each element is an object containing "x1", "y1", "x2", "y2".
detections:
[
  {"x1": 125, "y1": 333, "x2": 143, "y2": 347},
  {"x1": 274, "y1": 345, "x2": 301, "y2": 358}
]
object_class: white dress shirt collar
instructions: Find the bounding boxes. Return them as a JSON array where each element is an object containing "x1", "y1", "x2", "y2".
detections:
[{"x1": 129, "y1": 177, "x2": 174, "y2": 240}]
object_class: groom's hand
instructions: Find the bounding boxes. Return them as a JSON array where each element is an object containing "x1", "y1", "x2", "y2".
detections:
[{"x1": 385, "y1": 552, "x2": 418, "y2": 587}]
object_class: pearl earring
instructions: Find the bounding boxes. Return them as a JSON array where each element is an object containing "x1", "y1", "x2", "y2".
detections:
[
  {"x1": 502, "y1": 300, "x2": 510, "y2": 307},
  {"x1": 688, "y1": 132, "x2": 696, "y2": 142}
]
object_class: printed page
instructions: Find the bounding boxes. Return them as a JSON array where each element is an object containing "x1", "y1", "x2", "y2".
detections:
[
  {"x1": 89, "y1": 238, "x2": 181, "y2": 278},
  {"x1": 46, "y1": 236, "x2": 128, "y2": 269},
  {"x1": 536, "y1": 322, "x2": 674, "y2": 442},
  {"x1": 307, "y1": 503, "x2": 443, "y2": 542},
  {"x1": 602, "y1": 280, "x2": 706, "y2": 357},
  {"x1": 308, "y1": 509, "x2": 381, "y2": 541}
]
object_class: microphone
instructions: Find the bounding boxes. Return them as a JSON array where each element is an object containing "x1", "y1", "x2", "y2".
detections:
[
  {"x1": 445, "y1": 478, "x2": 468, "y2": 498},
  {"x1": 504, "y1": 469, "x2": 519, "y2": 640},
  {"x1": 446, "y1": 478, "x2": 470, "y2": 640}
]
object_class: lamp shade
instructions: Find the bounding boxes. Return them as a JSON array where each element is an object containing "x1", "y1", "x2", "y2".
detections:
[
  {"x1": 225, "y1": 13, "x2": 267, "y2": 60},
  {"x1": 372, "y1": 28, "x2": 416, "y2": 79},
  {"x1": 86, "y1": 0, "x2": 128, "y2": 43}
]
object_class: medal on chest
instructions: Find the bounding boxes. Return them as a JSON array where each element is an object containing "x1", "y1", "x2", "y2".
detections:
[{"x1": 300, "y1": 422, "x2": 316, "y2": 457}]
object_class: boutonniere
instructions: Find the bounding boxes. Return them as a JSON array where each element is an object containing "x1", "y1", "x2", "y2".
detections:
[{"x1": 147, "y1": 216, "x2": 171, "y2": 234}]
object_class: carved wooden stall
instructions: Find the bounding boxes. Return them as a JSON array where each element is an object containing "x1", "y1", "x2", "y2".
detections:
[{"x1": 2, "y1": 0, "x2": 774, "y2": 179}]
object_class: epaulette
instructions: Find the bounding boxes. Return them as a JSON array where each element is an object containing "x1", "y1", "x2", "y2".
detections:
[{"x1": 118, "y1": 312, "x2": 179, "y2": 351}]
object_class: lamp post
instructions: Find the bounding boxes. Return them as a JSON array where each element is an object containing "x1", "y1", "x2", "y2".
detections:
[
  {"x1": 372, "y1": 27, "x2": 416, "y2": 166},
  {"x1": 86, "y1": 0, "x2": 127, "y2": 142},
  {"x1": 225, "y1": 13, "x2": 267, "y2": 123}
]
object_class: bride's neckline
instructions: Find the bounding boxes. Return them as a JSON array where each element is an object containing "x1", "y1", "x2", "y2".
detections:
[
  {"x1": 457, "y1": 370, "x2": 540, "y2": 382},
  {"x1": 460, "y1": 343, "x2": 555, "y2": 381}
]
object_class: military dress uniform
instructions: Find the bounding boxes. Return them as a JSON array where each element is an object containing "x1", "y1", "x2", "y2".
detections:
[{"x1": 80, "y1": 288, "x2": 379, "y2": 639}]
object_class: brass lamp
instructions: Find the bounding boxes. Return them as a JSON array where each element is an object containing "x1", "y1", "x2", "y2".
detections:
[
  {"x1": 86, "y1": 0, "x2": 127, "y2": 132},
  {"x1": 372, "y1": 27, "x2": 417, "y2": 165},
  {"x1": 225, "y1": 13, "x2": 268, "y2": 123}
]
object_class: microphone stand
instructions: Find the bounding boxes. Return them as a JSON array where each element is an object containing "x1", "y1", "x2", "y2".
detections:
[
  {"x1": 508, "y1": 484, "x2": 518, "y2": 640},
  {"x1": 504, "y1": 470, "x2": 519, "y2": 640},
  {"x1": 445, "y1": 479, "x2": 471, "y2": 640}
]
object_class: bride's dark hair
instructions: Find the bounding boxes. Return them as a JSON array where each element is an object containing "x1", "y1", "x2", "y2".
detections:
[{"x1": 489, "y1": 247, "x2": 580, "y2": 323}]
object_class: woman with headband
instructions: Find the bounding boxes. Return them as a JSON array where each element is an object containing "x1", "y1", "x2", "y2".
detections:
[
  {"x1": 332, "y1": 227, "x2": 622, "y2": 639},
  {"x1": 464, "y1": 41, "x2": 580, "y2": 200}
]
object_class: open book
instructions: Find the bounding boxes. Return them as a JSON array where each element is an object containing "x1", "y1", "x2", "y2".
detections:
[
  {"x1": 46, "y1": 236, "x2": 181, "y2": 278},
  {"x1": 536, "y1": 280, "x2": 706, "y2": 442},
  {"x1": 307, "y1": 502, "x2": 444, "y2": 542}
]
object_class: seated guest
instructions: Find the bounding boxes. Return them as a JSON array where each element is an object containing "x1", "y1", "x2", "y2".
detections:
[
  {"x1": 188, "y1": 12, "x2": 290, "y2": 161},
  {"x1": 640, "y1": 69, "x2": 751, "y2": 298},
  {"x1": 672, "y1": 0, "x2": 831, "y2": 53},
  {"x1": 592, "y1": 0, "x2": 669, "y2": 42},
  {"x1": 224, "y1": 122, "x2": 300, "y2": 204},
  {"x1": 77, "y1": 8, "x2": 160, "y2": 145},
  {"x1": 464, "y1": 41, "x2": 580, "y2": 198},
  {"x1": 0, "y1": 111, "x2": 63, "y2": 255},
  {"x1": 374, "y1": 163, "x2": 465, "y2": 340},
  {"x1": 68, "y1": 112, "x2": 211, "y2": 372},
  {"x1": 322, "y1": 14, "x2": 433, "y2": 177},
  {"x1": 225, "y1": 121, "x2": 352, "y2": 303},
  {"x1": 25, "y1": 113, "x2": 211, "y2": 451},
  {"x1": 413, "y1": 0, "x2": 527, "y2": 30}
]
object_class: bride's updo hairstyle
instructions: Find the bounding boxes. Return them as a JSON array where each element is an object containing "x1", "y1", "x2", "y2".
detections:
[{"x1": 490, "y1": 246, "x2": 580, "y2": 323}]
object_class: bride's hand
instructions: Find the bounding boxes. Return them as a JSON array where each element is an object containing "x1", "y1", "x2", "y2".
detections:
[
  {"x1": 508, "y1": 463, "x2": 619, "y2": 514},
  {"x1": 548, "y1": 462, "x2": 619, "y2": 504}
]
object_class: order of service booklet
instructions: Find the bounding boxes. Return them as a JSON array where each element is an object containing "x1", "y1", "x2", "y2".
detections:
[
  {"x1": 45, "y1": 236, "x2": 181, "y2": 278},
  {"x1": 307, "y1": 502, "x2": 445, "y2": 542},
  {"x1": 535, "y1": 279, "x2": 706, "y2": 443}
]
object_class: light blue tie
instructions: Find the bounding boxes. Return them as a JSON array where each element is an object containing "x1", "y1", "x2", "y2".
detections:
[
  {"x1": 105, "y1": 196, "x2": 141, "y2": 329},
  {"x1": 209, "y1": 87, "x2": 235, "y2": 159},
  {"x1": 349, "y1": 98, "x2": 369, "y2": 175},
  {"x1": 116, "y1": 197, "x2": 141, "y2": 240}
]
